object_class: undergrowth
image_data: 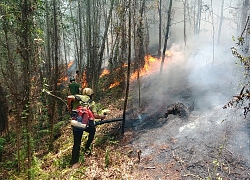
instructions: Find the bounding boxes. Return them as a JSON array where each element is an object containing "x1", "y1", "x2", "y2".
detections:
[{"x1": 0, "y1": 93, "x2": 136, "y2": 180}]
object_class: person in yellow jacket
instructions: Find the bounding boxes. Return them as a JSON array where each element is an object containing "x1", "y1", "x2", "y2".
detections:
[{"x1": 67, "y1": 88, "x2": 106, "y2": 166}]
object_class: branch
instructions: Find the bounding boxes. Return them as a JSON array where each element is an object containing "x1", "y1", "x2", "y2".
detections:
[
  {"x1": 241, "y1": 16, "x2": 250, "y2": 37},
  {"x1": 43, "y1": 89, "x2": 68, "y2": 107}
]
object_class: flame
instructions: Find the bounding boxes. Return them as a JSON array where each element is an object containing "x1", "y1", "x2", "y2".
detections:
[
  {"x1": 109, "y1": 81, "x2": 120, "y2": 89},
  {"x1": 165, "y1": 50, "x2": 172, "y2": 57},
  {"x1": 100, "y1": 68, "x2": 110, "y2": 78},
  {"x1": 101, "y1": 52, "x2": 172, "y2": 89},
  {"x1": 81, "y1": 70, "x2": 87, "y2": 88},
  {"x1": 58, "y1": 76, "x2": 68, "y2": 83},
  {"x1": 61, "y1": 76, "x2": 68, "y2": 82},
  {"x1": 67, "y1": 61, "x2": 74, "y2": 68},
  {"x1": 130, "y1": 54, "x2": 158, "y2": 80}
]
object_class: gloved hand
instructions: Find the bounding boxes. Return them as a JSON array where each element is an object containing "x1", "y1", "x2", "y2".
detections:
[
  {"x1": 100, "y1": 115, "x2": 106, "y2": 120},
  {"x1": 75, "y1": 95, "x2": 81, "y2": 101}
]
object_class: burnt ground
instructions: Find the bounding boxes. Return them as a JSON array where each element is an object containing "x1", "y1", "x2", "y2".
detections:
[
  {"x1": 121, "y1": 76, "x2": 250, "y2": 179},
  {"x1": 124, "y1": 107, "x2": 250, "y2": 179}
]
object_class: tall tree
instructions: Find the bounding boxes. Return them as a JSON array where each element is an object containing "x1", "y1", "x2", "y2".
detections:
[
  {"x1": 0, "y1": 83, "x2": 8, "y2": 134},
  {"x1": 78, "y1": 0, "x2": 84, "y2": 72},
  {"x1": 210, "y1": 0, "x2": 215, "y2": 65},
  {"x1": 160, "y1": 0, "x2": 173, "y2": 74},
  {"x1": 97, "y1": 0, "x2": 115, "y2": 93},
  {"x1": 49, "y1": 0, "x2": 60, "y2": 150},
  {"x1": 195, "y1": 0, "x2": 202, "y2": 34},
  {"x1": 122, "y1": 0, "x2": 132, "y2": 134},
  {"x1": 183, "y1": 0, "x2": 187, "y2": 46},
  {"x1": 157, "y1": 0, "x2": 162, "y2": 57},
  {"x1": 0, "y1": 0, "x2": 40, "y2": 177},
  {"x1": 217, "y1": 0, "x2": 225, "y2": 45}
]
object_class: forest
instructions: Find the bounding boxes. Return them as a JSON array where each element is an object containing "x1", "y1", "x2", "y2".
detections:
[{"x1": 0, "y1": 0, "x2": 250, "y2": 179}]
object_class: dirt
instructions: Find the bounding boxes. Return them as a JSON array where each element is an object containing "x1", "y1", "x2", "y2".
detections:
[
  {"x1": 121, "y1": 101, "x2": 250, "y2": 180},
  {"x1": 118, "y1": 75, "x2": 250, "y2": 180}
]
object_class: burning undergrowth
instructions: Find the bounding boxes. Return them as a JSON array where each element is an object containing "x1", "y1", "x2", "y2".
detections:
[{"x1": 124, "y1": 44, "x2": 250, "y2": 179}]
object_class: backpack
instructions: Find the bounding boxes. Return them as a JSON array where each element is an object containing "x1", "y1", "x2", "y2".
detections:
[{"x1": 70, "y1": 97, "x2": 95, "y2": 129}]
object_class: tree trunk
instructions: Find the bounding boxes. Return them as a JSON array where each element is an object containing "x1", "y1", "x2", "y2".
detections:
[
  {"x1": 183, "y1": 0, "x2": 187, "y2": 46},
  {"x1": 122, "y1": 0, "x2": 132, "y2": 134},
  {"x1": 20, "y1": 0, "x2": 33, "y2": 178},
  {"x1": 45, "y1": 0, "x2": 52, "y2": 79},
  {"x1": 157, "y1": 0, "x2": 162, "y2": 57},
  {"x1": 78, "y1": 0, "x2": 84, "y2": 71},
  {"x1": 195, "y1": 0, "x2": 202, "y2": 34},
  {"x1": 241, "y1": 0, "x2": 250, "y2": 32},
  {"x1": 70, "y1": 2, "x2": 79, "y2": 69},
  {"x1": 217, "y1": 0, "x2": 224, "y2": 45},
  {"x1": 49, "y1": 0, "x2": 59, "y2": 150},
  {"x1": 160, "y1": 0, "x2": 172, "y2": 74},
  {"x1": 0, "y1": 84, "x2": 8, "y2": 133},
  {"x1": 98, "y1": 0, "x2": 115, "y2": 71},
  {"x1": 211, "y1": 0, "x2": 215, "y2": 66}
]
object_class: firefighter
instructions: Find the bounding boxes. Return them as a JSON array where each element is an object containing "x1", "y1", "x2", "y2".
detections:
[
  {"x1": 68, "y1": 88, "x2": 106, "y2": 166},
  {"x1": 67, "y1": 77, "x2": 81, "y2": 95},
  {"x1": 75, "y1": 70, "x2": 82, "y2": 84}
]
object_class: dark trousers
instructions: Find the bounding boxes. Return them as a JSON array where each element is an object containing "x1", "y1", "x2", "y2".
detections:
[{"x1": 70, "y1": 126, "x2": 96, "y2": 165}]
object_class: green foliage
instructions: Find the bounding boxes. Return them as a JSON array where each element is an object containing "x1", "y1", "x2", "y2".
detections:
[
  {"x1": 54, "y1": 121, "x2": 67, "y2": 133},
  {"x1": 227, "y1": 33, "x2": 250, "y2": 117},
  {"x1": 105, "y1": 149, "x2": 109, "y2": 168},
  {"x1": 95, "y1": 134, "x2": 119, "y2": 148},
  {"x1": 57, "y1": 154, "x2": 71, "y2": 169},
  {"x1": 78, "y1": 151, "x2": 85, "y2": 164},
  {"x1": 0, "y1": 137, "x2": 6, "y2": 154},
  {"x1": 29, "y1": 156, "x2": 49, "y2": 180},
  {"x1": 95, "y1": 102, "x2": 105, "y2": 112}
]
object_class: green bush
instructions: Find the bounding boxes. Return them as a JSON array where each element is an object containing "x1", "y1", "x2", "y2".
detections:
[
  {"x1": 0, "y1": 137, "x2": 6, "y2": 162},
  {"x1": 0, "y1": 137, "x2": 5, "y2": 153}
]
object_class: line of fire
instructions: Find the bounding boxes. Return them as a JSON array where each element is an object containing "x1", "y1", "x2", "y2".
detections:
[{"x1": 58, "y1": 50, "x2": 172, "y2": 90}]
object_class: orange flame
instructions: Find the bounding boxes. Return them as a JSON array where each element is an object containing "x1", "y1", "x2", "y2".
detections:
[
  {"x1": 109, "y1": 81, "x2": 120, "y2": 89},
  {"x1": 81, "y1": 70, "x2": 87, "y2": 88},
  {"x1": 100, "y1": 68, "x2": 110, "y2": 78},
  {"x1": 100, "y1": 52, "x2": 172, "y2": 89},
  {"x1": 165, "y1": 50, "x2": 172, "y2": 57},
  {"x1": 67, "y1": 61, "x2": 74, "y2": 68},
  {"x1": 130, "y1": 54, "x2": 158, "y2": 80}
]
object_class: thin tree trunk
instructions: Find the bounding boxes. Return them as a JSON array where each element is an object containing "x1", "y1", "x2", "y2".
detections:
[
  {"x1": 21, "y1": 0, "x2": 33, "y2": 178},
  {"x1": 86, "y1": 0, "x2": 92, "y2": 87},
  {"x1": 211, "y1": 0, "x2": 215, "y2": 66},
  {"x1": 195, "y1": 0, "x2": 202, "y2": 34},
  {"x1": 122, "y1": 0, "x2": 131, "y2": 134},
  {"x1": 98, "y1": 0, "x2": 115, "y2": 78},
  {"x1": 217, "y1": 0, "x2": 224, "y2": 45},
  {"x1": 45, "y1": 0, "x2": 52, "y2": 78},
  {"x1": 157, "y1": 0, "x2": 162, "y2": 57},
  {"x1": 136, "y1": 0, "x2": 146, "y2": 108},
  {"x1": 16, "y1": 119, "x2": 21, "y2": 173},
  {"x1": 78, "y1": 0, "x2": 83, "y2": 71},
  {"x1": 50, "y1": 0, "x2": 59, "y2": 150},
  {"x1": 70, "y1": 2, "x2": 79, "y2": 67},
  {"x1": 183, "y1": 0, "x2": 187, "y2": 46},
  {"x1": 160, "y1": 0, "x2": 172, "y2": 74}
]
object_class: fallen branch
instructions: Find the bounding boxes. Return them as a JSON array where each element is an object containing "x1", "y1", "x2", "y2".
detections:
[
  {"x1": 183, "y1": 173, "x2": 202, "y2": 180},
  {"x1": 172, "y1": 150, "x2": 185, "y2": 165},
  {"x1": 43, "y1": 89, "x2": 68, "y2": 107},
  {"x1": 144, "y1": 166, "x2": 156, "y2": 169}
]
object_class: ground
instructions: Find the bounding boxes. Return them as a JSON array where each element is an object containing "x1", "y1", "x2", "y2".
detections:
[
  {"x1": 87, "y1": 91, "x2": 250, "y2": 180},
  {"x1": 1, "y1": 86, "x2": 250, "y2": 180}
]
